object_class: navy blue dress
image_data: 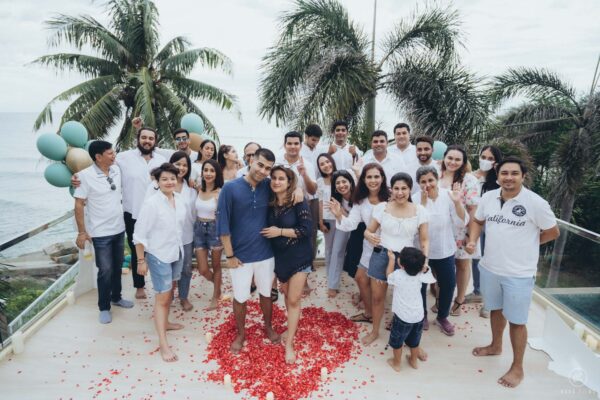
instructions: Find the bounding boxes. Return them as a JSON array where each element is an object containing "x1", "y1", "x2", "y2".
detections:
[{"x1": 267, "y1": 200, "x2": 313, "y2": 282}]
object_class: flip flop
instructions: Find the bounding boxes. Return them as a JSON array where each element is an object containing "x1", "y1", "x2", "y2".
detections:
[{"x1": 350, "y1": 313, "x2": 372, "y2": 323}]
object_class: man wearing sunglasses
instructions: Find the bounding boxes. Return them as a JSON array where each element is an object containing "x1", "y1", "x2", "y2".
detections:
[
  {"x1": 155, "y1": 128, "x2": 199, "y2": 161},
  {"x1": 74, "y1": 140, "x2": 134, "y2": 324}
]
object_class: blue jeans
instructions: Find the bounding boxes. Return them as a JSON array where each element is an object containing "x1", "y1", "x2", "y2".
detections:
[
  {"x1": 92, "y1": 232, "x2": 125, "y2": 311},
  {"x1": 421, "y1": 255, "x2": 456, "y2": 320},
  {"x1": 471, "y1": 231, "x2": 486, "y2": 295},
  {"x1": 178, "y1": 243, "x2": 194, "y2": 300},
  {"x1": 146, "y1": 252, "x2": 184, "y2": 294}
]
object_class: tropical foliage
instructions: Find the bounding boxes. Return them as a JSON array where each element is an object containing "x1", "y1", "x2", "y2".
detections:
[{"x1": 32, "y1": 0, "x2": 237, "y2": 148}]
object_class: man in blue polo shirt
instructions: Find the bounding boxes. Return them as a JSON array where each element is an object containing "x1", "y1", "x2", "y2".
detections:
[
  {"x1": 466, "y1": 156, "x2": 559, "y2": 388},
  {"x1": 217, "y1": 148, "x2": 281, "y2": 353}
]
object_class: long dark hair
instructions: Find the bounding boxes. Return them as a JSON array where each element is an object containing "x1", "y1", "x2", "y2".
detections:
[
  {"x1": 353, "y1": 162, "x2": 389, "y2": 204},
  {"x1": 316, "y1": 153, "x2": 337, "y2": 178},
  {"x1": 441, "y1": 144, "x2": 468, "y2": 185},
  {"x1": 331, "y1": 170, "x2": 356, "y2": 207},
  {"x1": 217, "y1": 144, "x2": 234, "y2": 169},
  {"x1": 169, "y1": 151, "x2": 191, "y2": 183},
  {"x1": 197, "y1": 139, "x2": 217, "y2": 162},
  {"x1": 390, "y1": 172, "x2": 413, "y2": 203},
  {"x1": 200, "y1": 159, "x2": 224, "y2": 192},
  {"x1": 480, "y1": 145, "x2": 503, "y2": 194}
]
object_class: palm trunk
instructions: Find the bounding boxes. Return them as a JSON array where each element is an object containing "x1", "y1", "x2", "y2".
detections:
[
  {"x1": 365, "y1": 97, "x2": 376, "y2": 136},
  {"x1": 545, "y1": 191, "x2": 576, "y2": 287}
]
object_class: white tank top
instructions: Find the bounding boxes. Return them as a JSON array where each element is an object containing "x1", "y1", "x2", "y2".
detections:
[{"x1": 195, "y1": 196, "x2": 217, "y2": 219}]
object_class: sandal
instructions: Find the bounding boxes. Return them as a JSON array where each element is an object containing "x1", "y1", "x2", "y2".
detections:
[
  {"x1": 431, "y1": 298, "x2": 439, "y2": 313},
  {"x1": 450, "y1": 299, "x2": 463, "y2": 316},
  {"x1": 271, "y1": 288, "x2": 279, "y2": 302},
  {"x1": 350, "y1": 313, "x2": 372, "y2": 323}
]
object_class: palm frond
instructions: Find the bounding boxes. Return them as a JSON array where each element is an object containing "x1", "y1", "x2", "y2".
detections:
[
  {"x1": 126, "y1": 0, "x2": 160, "y2": 63},
  {"x1": 79, "y1": 85, "x2": 123, "y2": 139},
  {"x1": 160, "y1": 48, "x2": 233, "y2": 75},
  {"x1": 154, "y1": 36, "x2": 191, "y2": 63},
  {"x1": 132, "y1": 67, "x2": 156, "y2": 128},
  {"x1": 155, "y1": 83, "x2": 188, "y2": 127},
  {"x1": 167, "y1": 76, "x2": 237, "y2": 112},
  {"x1": 31, "y1": 53, "x2": 121, "y2": 77}
]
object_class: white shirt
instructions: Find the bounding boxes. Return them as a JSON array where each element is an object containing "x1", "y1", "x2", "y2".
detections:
[
  {"x1": 388, "y1": 268, "x2": 436, "y2": 323},
  {"x1": 155, "y1": 147, "x2": 198, "y2": 163},
  {"x1": 389, "y1": 143, "x2": 418, "y2": 166},
  {"x1": 275, "y1": 154, "x2": 317, "y2": 199},
  {"x1": 317, "y1": 142, "x2": 361, "y2": 171},
  {"x1": 316, "y1": 177, "x2": 334, "y2": 220},
  {"x1": 415, "y1": 188, "x2": 468, "y2": 259},
  {"x1": 133, "y1": 191, "x2": 186, "y2": 263},
  {"x1": 144, "y1": 182, "x2": 196, "y2": 245},
  {"x1": 236, "y1": 166, "x2": 249, "y2": 178},
  {"x1": 361, "y1": 151, "x2": 407, "y2": 185},
  {"x1": 116, "y1": 149, "x2": 166, "y2": 219},
  {"x1": 190, "y1": 162, "x2": 203, "y2": 184},
  {"x1": 337, "y1": 199, "x2": 381, "y2": 268},
  {"x1": 476, "y1": 187, "x2": 557, "y2": 278},
  {"x1": 372, "y1": 203, "x2": 428, "y2": 252},
  {"x1": 406, "y1": 159, "x2": 441, "y2": 191},
  {"x1": 74, "y1": 164, "x2": 125, "y2": 237},
  {"x1": 300, "y1": 143, "x2": 321, "y2": 176}
]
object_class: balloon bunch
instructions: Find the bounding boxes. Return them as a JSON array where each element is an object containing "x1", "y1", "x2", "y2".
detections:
[
  {"x1": 180, "y1": 113, "x2": 207, "y2": 151},
  {"x1": 36, "y1": 121, "x2": 93, "y2": 194},
  {"x1": 432, "y1": 140, "x2": 448, "y2": 161}
]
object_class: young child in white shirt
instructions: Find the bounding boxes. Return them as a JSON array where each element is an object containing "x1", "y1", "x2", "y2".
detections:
[{"x1": 386, "y1": 247, "x2": 436, "y2": 371}]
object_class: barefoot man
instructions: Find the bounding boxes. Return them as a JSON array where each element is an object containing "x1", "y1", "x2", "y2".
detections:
[
  {"x1": 466, "y1": 156, "x2": 559, "y2": 388},
  {"x1": 217, "y1": 148, "x2": 282, "y2": 353}
]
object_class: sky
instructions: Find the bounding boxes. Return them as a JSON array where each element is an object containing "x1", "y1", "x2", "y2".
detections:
[{"x1": 0, "y1": 0, "x2": 599, "y2": 151}]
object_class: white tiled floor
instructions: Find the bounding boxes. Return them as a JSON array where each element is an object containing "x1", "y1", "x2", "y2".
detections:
[{"x1": 0, "y1": 266, "x2": 597, "y2": 400}]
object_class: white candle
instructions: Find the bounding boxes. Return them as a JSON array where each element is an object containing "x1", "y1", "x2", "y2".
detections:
[
  {"x1": 223, "y1": 374, "x2": 231, "y2": 386},
  {"x1": 205, "y1": 332, "x2": 213, "y2": 343},
  {"x1": 266, "y1": 392, "x2": 274, "y2": 400},
  {"x1": 320, "y1": 367, "x2": 328, "y2": 380},
  {"x1": 573, "y1": 323, "x2": 585, "y2": 339},
  {"x1": 585, "y1": 335, "x2": 598, "y2": 351}
]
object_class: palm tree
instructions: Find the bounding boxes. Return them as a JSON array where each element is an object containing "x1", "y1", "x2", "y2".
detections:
[
  {"x1": 32, "y1": 0, "x2": 237, "y2": 148},
  {"x1": 259, "y1": 0, "x2": 485, "y2": 146},
  {"x1": 489, "y1": 59, "x2": 600, "y2": 287}
]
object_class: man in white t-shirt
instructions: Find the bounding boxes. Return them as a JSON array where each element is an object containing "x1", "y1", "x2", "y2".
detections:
[
  {"x1": 405, "y1": 135, "x2": 441, "y2": 189},
  {"x1": 300, "y1": 124, "x2": 324, "y2": 259},
  {"x1": 155, "y1": 128, "x2": 199, "y2": 161},
  {"x1": 388, "y1": 123, "x2": 418, "y2": 166},
  {"x1": 361, "y1": 130, "x2": 406, "y2": 185},
  {"x1": 74, "y1": 140, "x2": 133, "y2": 324},
  {"x1": 466, "y1": 157, "x2": 559, "y2": 389},
  {"x1": 321, "y1": 120, "x2": 361, "y2": 170}
]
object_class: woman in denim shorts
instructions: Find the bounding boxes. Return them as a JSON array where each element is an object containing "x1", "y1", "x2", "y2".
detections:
[{"x1": 193, "y1": 159, "x2": 224, "y2": 310}]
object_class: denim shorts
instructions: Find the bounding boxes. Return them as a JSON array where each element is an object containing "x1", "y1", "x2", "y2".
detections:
[
  {"x1": 193, "y1": 220, "x2": 222, "y2": 250},
  {"x1": 368, "y1": 247, "x2": 389, "y2": 282},
  {"x1": 146, "y1": 252, "x2": 183, "y2": 294},
  {"x1": 388, "y1": 314, "x2": 423, "y2": 349},
  {"x1": 479, "y1": 265, "x2": 535, "y2": 325}
]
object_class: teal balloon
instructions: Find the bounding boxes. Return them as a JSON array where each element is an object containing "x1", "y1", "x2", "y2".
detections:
[
  {"x1": 84, "y1": 140, "x2": 95, "y2": 151},
  {"x1": 36, "y1": 133, "x2": 68, "y2": 161},
  {"x1": 60, "y1": 121, "x2": 88, "y2": 148},
  {"x1": 432, "y1": 141, "x2": 448, "y2": 161},
  {"x1": 180, "y1": 113, "x2": 205, "y2": 134},
  {"x1": 44, "y1": 163, "x2": 73, "y2": 188}
]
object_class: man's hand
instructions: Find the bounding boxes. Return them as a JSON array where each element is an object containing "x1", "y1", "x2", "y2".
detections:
[
  {"x1": 132, "y1": 117, "x2": 143, "y2": 130},
  {"x1": 297, "y1": 156, "x2": 306, "y2": 177},
  {"x1": 75, "y1": 232, "x2": 91, "y2": 249},
  {"x1": 292, "y1": 187, "x2": 304, "y2": 204},
  {"x1": 71, "y1": 173, "x2": 81, "y2": 188},
  {"x1": 349, "y1": 145, "x2": 357, "y2": 157},
  {"x1": 261, "y1": 226, "x2": 282, "y2": 238},
  {"x1": 226, "y1": 256, "x2": 243, "y2": 269},
  {"x1": 465, "y1": 241, "x2": 477, "y2": 254}
]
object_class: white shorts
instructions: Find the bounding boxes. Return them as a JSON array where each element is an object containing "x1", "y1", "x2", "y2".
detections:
[{"x1": 230, "y1": 257, "x2": 275, "y2": 303}]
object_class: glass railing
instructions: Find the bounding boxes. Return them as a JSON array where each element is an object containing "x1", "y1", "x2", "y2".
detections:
[
  {"x1": 0, "y1": 210, "x2": 79, "y2": 344},
  {"x1": 536, "y1": 219, "x2": 600, "y2": 335}
]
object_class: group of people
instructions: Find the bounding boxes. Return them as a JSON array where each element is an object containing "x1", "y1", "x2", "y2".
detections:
[{"x1": 72, "y1": 118, "x2": 559, "y2": 388}]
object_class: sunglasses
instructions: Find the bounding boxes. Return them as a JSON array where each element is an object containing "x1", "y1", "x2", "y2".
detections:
[
  {"x1": 107, "y1": 176, "x2": 116, "y2": 191},
  {"x1": 175, "y1": 137, "x2": 189, "y2": 142}
]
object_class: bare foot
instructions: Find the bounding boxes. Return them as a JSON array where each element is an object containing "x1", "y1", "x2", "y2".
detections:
[
  {"x1": 280, "y1": 330, "x2": 288, "y2": 342},
  {"x1": 206, "y1": 297, "x2": 219, "y2": 311},
  {"x1": 266, "y1": 327, "x2": 281, "y2": 344},
  {"x1": 386, "y1": 358, "x2": 401, "y2": 372},
  {"x1": 327, "y1": 289, "x2": 338, "y2": 298},
  {"x1": 166, "y1": 322, "x2": 184, "y2": 330},
  {"x1": 135, "y1": 288, "x2": 147, "y2": 299},
  {"x1": 406, "y1": 354, "x2": 418, "y2": 369},
  {"x1": 159, "y1": 346, "x2": 178, "y2": 362},
  {"x1": 285, "y1": 345, "x2": 296, "y2": 364},
  {"x1": 498, "y1": 365, "x2": 524, "y2": 388},
  {"x1": 357, "y1": 300, "x2": 365, "y2": 310},
  {"x1": 230, "y1": 334, "x2": 245, "y2": 354},
  {"x1": 180, "y1": 299, "x2": 193, "y2": 311},
  {"x1": 361, "y1": 332, "x2": 379, "y2": 346},
  {"x1": 472, "y1": 345, "x2": 502, "y2": 357},
  {"x1": 418, "y1": 348, "x2": 428, "y2": 361}
]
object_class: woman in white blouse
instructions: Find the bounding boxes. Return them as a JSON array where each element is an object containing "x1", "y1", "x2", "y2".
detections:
[
  {"x1": 416, "y1": 165, "x2": 467, "y2": 336},
  {"x1": 330, "y1": 163, "x2": 389, "y2": 323},
  {"x1": 362, "y1": 172, "x2": 429, "y2": 346},
  {"x1": 134, "y1": 163, "x2": 187, "y2": 363}
]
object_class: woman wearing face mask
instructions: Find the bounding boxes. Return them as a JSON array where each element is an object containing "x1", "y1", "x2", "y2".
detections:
[
  {"x1": 190, "y1": 139, "x2": 217, "y2": 183},
  {"x1": 134, "y1": 163, "x2": 187, "y2": 363},
  {"x1": 330, "y1": 163, "x2": 389, "y2": 324},
  {"x1": 438, "y1": 145, "x2": 480, "y2": 317},
  {"x1": 416, "y1": 166, "x2": 468, "y2": 336},
  {"x1": 362, "y1": 173, "x2": 429, "y2": 346},
  {"x1": 464, "y1": 146, "x2": 502, "y2": 317},
  {"x1": 325, "y1": 170, "x2": 356, "y2": 298},
  {"x1": 261, "y1": 166, "x2": 313, "y2": 364}
]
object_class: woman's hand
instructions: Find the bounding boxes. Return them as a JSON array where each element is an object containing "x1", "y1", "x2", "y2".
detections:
[
  {"x1": 364, "y1": 230, "x2": 381, "y2": 247},
  {"x1": 137, "y1": 260, "x2": 148, "y2": 276},
  {"x1": 319, "y1": 220, "x2": 329, "y2": 233},
  {"x1": 261, "y1": 226, "x2": 282, "y2": 238},
  {"x1": 449, "y1": 182, "x2": 462, "y2": 203},
  {"x1": 328, "y1": 198, "x2": 343, "y2": 218}
]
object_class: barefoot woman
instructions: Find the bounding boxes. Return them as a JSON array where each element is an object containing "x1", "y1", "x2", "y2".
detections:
[{"x1": 262, "y1": 166, "x2": 313, "y2": 364}]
